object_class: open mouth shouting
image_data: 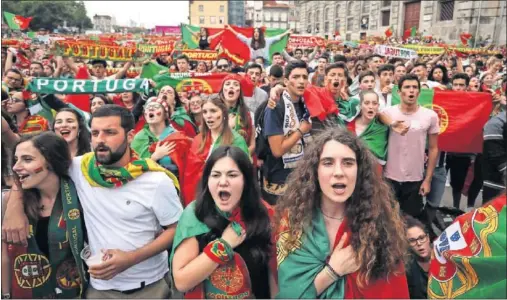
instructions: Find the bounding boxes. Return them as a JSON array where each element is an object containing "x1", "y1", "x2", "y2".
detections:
[
  {"x1": 16, "y1": 173, "x2": 31, "y2": 184},
  {"x1": 58, "y1": 129, "x2": 71, "y2": 138},
  {"x1": 95, "y1": 144, "x2": 110, "y2": 156},
  {"x1": 331, "y1": 183, "x2": 347, "y2": 196}
]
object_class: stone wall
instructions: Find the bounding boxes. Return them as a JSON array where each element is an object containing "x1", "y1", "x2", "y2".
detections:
[{"x1": 297, "y1": 0, "x2": 505, "y2": 45}]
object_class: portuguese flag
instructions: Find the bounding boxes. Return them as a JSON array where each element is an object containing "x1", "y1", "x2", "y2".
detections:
[
  {"x1": 152, "y1": 72, "x2": 228, "y2": 94},
  {"x1": 220, "y1": 25, "x2": 289, "y2": 65},
  {"x1": 428, "y1": 194, "x2": 506, "y2": 299},
  {"x1": 385, "y1": 26, "x2": 393, "y2": 38},
  {"x1": 3, "y1": 11, "x2": 32, "y2": 30},
  {"x1": 181, "y1": 24, "x2": 223, "y2": 50},
  {"x1": 403, "y1": 26, "x2": 417, "y2": 40},
  {"x1": 391, "y1": 88, "x2": 492, "y2": 153}
]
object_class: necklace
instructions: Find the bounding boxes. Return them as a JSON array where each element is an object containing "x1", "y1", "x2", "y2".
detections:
[{"x1": 321, "y1": 209, "x2": 344, "y2": 221}]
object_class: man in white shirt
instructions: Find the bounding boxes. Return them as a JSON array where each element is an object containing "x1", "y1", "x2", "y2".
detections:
[
  {"x1": 411, "y1": 63, "x2": 443, "y2": 89},
  {"x1": 3, "y1": 105, "x2": 183, "y2": 298}
]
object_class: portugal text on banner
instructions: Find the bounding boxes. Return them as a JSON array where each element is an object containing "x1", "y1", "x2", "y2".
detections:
[
  {"x1": 28, "y1": 78, "x2": 150, "y2": 94},
  {"x1": 53, "y1": 41, "x2": 137, "y2": 62}
]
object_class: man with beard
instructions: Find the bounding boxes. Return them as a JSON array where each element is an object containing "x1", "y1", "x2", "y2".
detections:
[
  {"x1": 3, "y1": 105, "x2": 182, "y2": 298},
  {"x1": 405, "y1": 216, "x2": 431, "y2": 299}
]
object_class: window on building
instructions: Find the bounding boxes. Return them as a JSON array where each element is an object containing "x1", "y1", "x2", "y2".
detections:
[
  {"x1": 347, "y1": 1, "x2": 353, "y2": 15},
  {"x1": 315, "y1": 9, "x2": 320, "y2": 32},
  {"x1": 199, "y1": 16, "x2": 205, "y2": 24},
  {"x1": 381, "y1": 10, "x2": 390, "y2": 26},
  {"x1": 347, "y1": 17, "x2": 354, "y2": 31},
  {"x1": 382, "y1": 0, "x2": 391, "y2": 7},
  {"x1": 278, "y1": 13, "x2": 282, "y2": 21},
  {"x1": 199, "y1": 5, "x2": 204, "y2": 12},
  {"x1": 210, "y1": 16, "x2": 216, "y2": 24},
  {"x1": 335, "y1": 4, "x2": 340, "y2": 18},
  {"x1": 439, "y1": 0, "x2": 454, "y2": 21},
  {"x1": 362, "y1": 1, "x2": 370, "y2": 14},
  {"x1": 335, "y1": 19, "x2": 340, "y2": 33},
  {"x1": 219, "y1": 16, "x2": 225, "y2": 24},
  {"x1": 324, "y1": 21, "x2": 329, "y2": 33},
  {"x1": 220, "y1": 5, "x2": 224, "y2": 12},
  {"x1": 346, "y1": 33, "x2": 351, "y2": 41},
  {"x1": 280, "y1": 22, "x2": 287, "y2": 29},
  {"x1": 308, "y1": 11, "x2": 312, "y2": 26},
  {"x1": 265, "y1": 11, "x2": 271, "y2": 22}
]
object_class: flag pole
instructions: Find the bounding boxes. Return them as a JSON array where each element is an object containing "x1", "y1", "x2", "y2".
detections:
[{"x1": 473, "y1": 0, "x2": 483, "y2": 48}]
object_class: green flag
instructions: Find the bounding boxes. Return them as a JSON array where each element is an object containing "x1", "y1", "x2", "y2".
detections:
[
  {"x1": 181, "y1": 24, "x2": 201, "y2": 49},
  {"x1": 3, "y1": 11, "x2": 32, "y2": 30},
  {"x1": 140, "y1": 62, "x2": 168, "y2": 80}
]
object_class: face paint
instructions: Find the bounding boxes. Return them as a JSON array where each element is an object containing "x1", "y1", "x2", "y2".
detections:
[
  {"x1": 156, "y1": 112, "x2": 162, "y2": 116},
  {"x1": 34, "y1": 166, "x2": 44, "y2": 174}
]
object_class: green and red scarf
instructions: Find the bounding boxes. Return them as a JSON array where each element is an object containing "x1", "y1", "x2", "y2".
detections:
[
  {"x1": 80, "y1": 151, "x2": 180, "y2": 190},
  {"x1": 8, "y1": 178, "x2": 86, "y2": 299}
]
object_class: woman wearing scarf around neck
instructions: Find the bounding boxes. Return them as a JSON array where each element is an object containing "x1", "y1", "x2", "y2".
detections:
[
  {"x1": 346, "y1": 90, "x2": 388, "y2": 173},
  {"x1": 171, "y1": 146, "x2": 277, "y2": 299},
  {"x1": 182, "y1": 97, "x2": 249, "y2": 207},
  {"x1": 2, "y1": 133, "x2": 86, "y2": 299},
  {"x1": 131, "y1": 97, "x2": 186, "y2": 178},
  {"x1": 219, "y1": 74, "x2": 255, "y2": 155},
  {"x1": 275, "y1": 128, "x2": 409, "y2": 299},
  {"x1": 134, "y1": 84, "x2": 198, "y2": 137}
]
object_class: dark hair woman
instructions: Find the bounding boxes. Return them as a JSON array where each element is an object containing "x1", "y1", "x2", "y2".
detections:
[
  {"x1": 275, "y1": 128, "x2": 409, "y2": 298},
  {"x1": 428, "y1": 65, "x2": 450, "y2": 87},
  {"x1": 2, "y1": 132, "x2": 86, "y2": 299},
  {"x1": 219, "y1": 74, "x2": 255, "y2": 155},
  {"x1": 404, "y1": 215, "x2": 431, "y2": 299},
  {"x1": 182, "y1": 96, "x2": 249, "y2": 207},
  {"x1": 52, "y1": 108, "x2": 91, "y2": 158},
  {"x1": 171, "y1": 146, "x2": 276, "y2": 298}
]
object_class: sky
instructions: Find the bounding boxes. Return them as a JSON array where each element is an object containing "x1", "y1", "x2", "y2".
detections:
[{"x1": 84, "y1": 1, "x2": 190, "y2": 28}]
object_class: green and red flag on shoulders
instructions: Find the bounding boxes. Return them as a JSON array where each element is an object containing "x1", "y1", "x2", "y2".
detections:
[
  {"x1": 428, "y1": 194, "x2": 506, "y2": 299},
  {"x1": 220, "y1": 25, "x2": 289, "y2": 65},
  {"x1": 391, "y1": 88, "x2": 492, "y2": 153},
  {"x1": 3, "y1": 11, "x2": 32, "y2": 30},
  {"x1": 460, "y1": 32, "x2": 473, "y2": 47}
]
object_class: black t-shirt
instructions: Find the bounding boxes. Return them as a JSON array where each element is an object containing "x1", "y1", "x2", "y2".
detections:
[
  {"x1": 199, "y1": 37, "x2": 210, "y2": 50},
  {"x1": 35, "y1": 216, "x2": 50, "y2": 257},
  {"x1": 406, "y1": 257, "x2": 428, "y2": 299},
  {"x1": 262, "y1": 97, "x2": 307, "y2": 184}
]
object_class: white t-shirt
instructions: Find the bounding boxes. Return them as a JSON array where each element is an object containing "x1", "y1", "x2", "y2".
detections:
[{"x1": 69, "y1": 156, "x2": 183, "y2": 291}]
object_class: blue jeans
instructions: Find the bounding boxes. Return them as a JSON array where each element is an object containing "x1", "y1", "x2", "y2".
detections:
[{"x1": 425, "y1": 166, "x2": 447, "y2": 208}]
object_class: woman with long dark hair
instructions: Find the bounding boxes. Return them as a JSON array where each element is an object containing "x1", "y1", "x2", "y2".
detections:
[
  {"x1": 428, "y1": 65, "x2": 450, "y2": 88},
  {"x1": 219, "y1": 74, "x2": 255, "y2": 155},
  {"x1": 182, "y1": 97, "x2": 249, "y2": 206},
  {"x1": 1, "y1": 132, "x2": 86, "y2": 299},
  {"x1": 275, "y1": 128, "x2": 409, "y2": 298},
  {"x1": 171, "y1": 146, "x2": 276, "y2": 298},
  {"x1": 185, "y1": 26, "x2": 224, "y2": 50},
  {"x1": 52, "y1": 108, "x2": 91, "y2": 158}
]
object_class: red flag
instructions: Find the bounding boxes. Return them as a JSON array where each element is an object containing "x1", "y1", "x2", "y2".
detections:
[
  {"x1": 403, "y1": 28, "x2": 411, "y2": 41},
  {"x1": 14, "y1": 15, "x2": 33, "y2": 30},
  {"x1": 64, "y1": 66, "x2": 91, "y2": 112},
  {"x1": 385, "y1": 27, "x2": 393, "y2": 38},
  {"x1": 460, "y1": 32, "x2": 472, "y2": 46},
  {"x1": 220, "y1": 26, "x2": 253, "y2": 65}
]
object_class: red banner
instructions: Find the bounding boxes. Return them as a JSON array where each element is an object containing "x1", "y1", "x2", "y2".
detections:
[
  {"x1": 288, "y1": 35, "x2": 326, "y2": 48},
  {"x1": 174, "y1": 49, "x2": 218, "y2": 61}
]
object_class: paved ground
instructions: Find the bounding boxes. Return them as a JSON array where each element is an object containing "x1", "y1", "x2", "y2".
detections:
[{"x1": 439, "y1": 185, "x2": 483, "y2": 211}]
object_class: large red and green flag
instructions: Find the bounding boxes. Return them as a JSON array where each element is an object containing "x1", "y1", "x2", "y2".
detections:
[
  {"x1": 3, "y1": 11, "x2": 32, "y2": 30},
  {"x1": 460, "y1": 32, "x2": 473, "y2": 47},
  {"x1": 403, "y1": 26, "x2": 417, "y2": 40},
  {"x1": 220, "y1": 25, "x2": 289, "y2": 65},
  {"x1": 428, "y1": 194, "x2": 506, "y2": 299},
  {"x1": 391, "y1": 88, "x2": 492, "y2": 153},
  {"x1": 152, "y1": 72, "x2": 228, "y2": 94},
  {"x1": 180, "y1": 24, "x2": 223, "y2": 50}
]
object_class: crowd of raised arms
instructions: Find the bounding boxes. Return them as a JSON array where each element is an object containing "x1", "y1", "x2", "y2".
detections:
[{"x1": 0, "y1": 26, "x2": 506, "y2": 299}]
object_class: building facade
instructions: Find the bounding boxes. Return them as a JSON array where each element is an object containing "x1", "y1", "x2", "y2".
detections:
[
  {"x1": 228, "y1": 0, "x2": 246, "y2": 26},
  {"x1": 288, "y1": 0, "x2": 301, "y2": 33},
  {"x1": 92, "y1": 14, "x2": 112, "y2": 33},
  {"x1": 298, "y1": 0, "x2": 506, "y2": 45},
  {"x1": 263, "y1": 0, "x2": 290, "y2": 29},
  {"x1": 189, "y1": 0, "x2": 228, "y2": 28}
]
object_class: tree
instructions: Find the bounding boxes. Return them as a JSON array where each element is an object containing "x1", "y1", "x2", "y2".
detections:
[{"x1": 1, "y1": 0, "x2": 92, "y2": 31}]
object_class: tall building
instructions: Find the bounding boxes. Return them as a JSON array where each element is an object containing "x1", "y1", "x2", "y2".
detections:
[
  {"x1": 262, "y1": 0, "x2": 290, "y2": 29},
  {"x1": 228, "y1": 0, "x2": 246, "y2": 26},
  {"x1": 92, "y1": 14, "x2": 112, "y2": 33},
  {"x1": 288, "y1": 0, "x2": 300, "y2": 33},
  {"x1": 189, "y1": 0, "x2": 228, "y2": 28},
  {"x1": 298, "y1": 0, "x2": 506, "y2": 44}
]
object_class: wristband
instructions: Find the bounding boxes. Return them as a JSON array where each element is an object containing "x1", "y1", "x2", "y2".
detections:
[
  {"x1": 296, "y1": 128, "x2": 304, "y2": 137},
  {"x1": 204, "y1": 238, "x2": 234, "y2": 265},
  {"x1": 325, "y1": 262, "x2": 341, "y2": 278},
  {"x1": 323, "y1": 265, "x2": 338, "y2": 281}
]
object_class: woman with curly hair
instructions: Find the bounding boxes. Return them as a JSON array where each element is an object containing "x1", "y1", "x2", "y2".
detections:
[
  {"x1": 428, "y1": 65, "x2": 451, "y2": 89},
  {"x1": 275, "y1": 128, "x2": 409, "y2": 298}
]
